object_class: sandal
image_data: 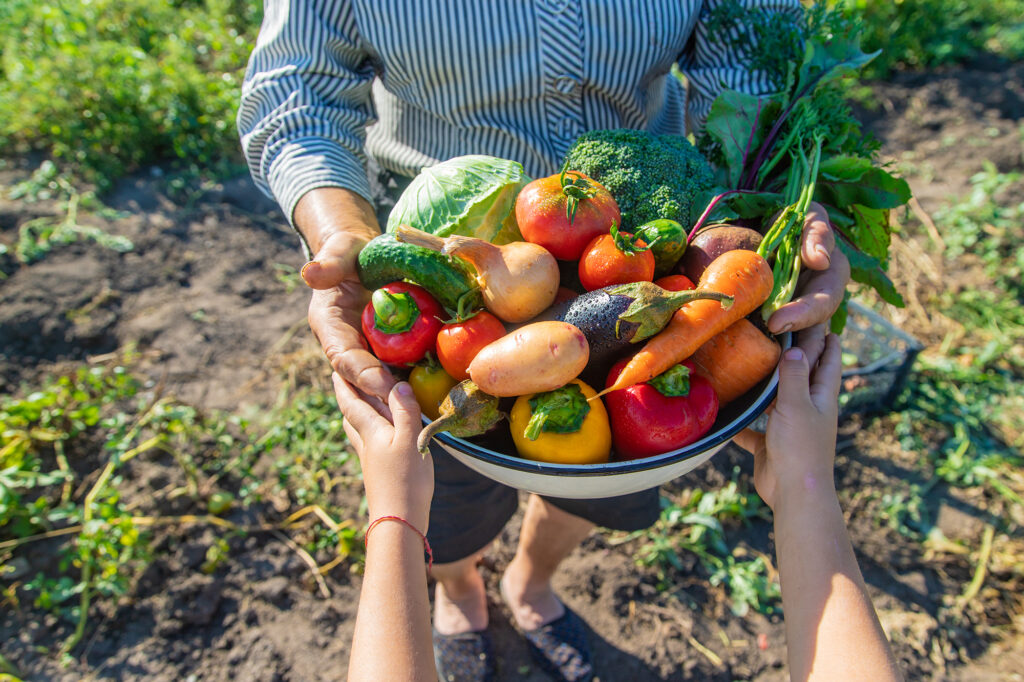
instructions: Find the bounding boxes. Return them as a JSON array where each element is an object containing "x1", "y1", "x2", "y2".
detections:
[
  {"x1": 521, "y1": 606, "x2": 594, "y2": 682},
  {"x1": 432, "y1": 628, "x2": 497, "y2": 682}
]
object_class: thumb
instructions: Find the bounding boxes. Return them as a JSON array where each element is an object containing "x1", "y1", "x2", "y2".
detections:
[
  {"x1": 302, "y1": 231, "x2": 368, "y2": 289},
  {"x1": 388, "y1": 381, "x2": 424, "y2": 442},
  {"x1": 777, "y1": 346, "x2": 811, "y2": 409}
]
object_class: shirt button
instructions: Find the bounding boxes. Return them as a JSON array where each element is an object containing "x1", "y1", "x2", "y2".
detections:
[
  {"x1": 545, "y1": 0, "x2": 569, "y2": 13},
  {"x1": 553, "y1": 75, "x2": 579, "y2": 95}
]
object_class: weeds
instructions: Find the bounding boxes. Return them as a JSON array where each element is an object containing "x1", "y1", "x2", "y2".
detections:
[
  {"x1": 839, "y1": 0, "x2": 1024, "y2": 78},
  {"x1": 623, "y1": 471, "x2": 777, "y2": 617},
  {"x1": 0, "y1": 357, "x2": 364, "y2": 652},
  {"x1": 0, "y1": 161, "x2": 132, "y2": 275},
  {"x1": 0, "y1": 0, "x2": 260, "y2": 190}
]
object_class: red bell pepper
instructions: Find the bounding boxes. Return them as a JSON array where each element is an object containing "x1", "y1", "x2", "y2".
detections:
[
  {"x1": 361, "y1": 282, "x2": 444, "y2": 366},
  {"x1": 604, "y1": 358, "x2": 719, "y2": 460}
]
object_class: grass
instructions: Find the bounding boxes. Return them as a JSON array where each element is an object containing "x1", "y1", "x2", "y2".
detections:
[
  {"x1": 0, "y1": 0, "x2": 260, "y2": 191},
  {"x1": 617, "y1": 470, "x2": 779, "y2": 617},
  {"x1": 839, "y1": 0, "x2": 1024, "y2": 78},
  {"x1": 0, "y1": 355, "x2": 365, "y2": 653}
]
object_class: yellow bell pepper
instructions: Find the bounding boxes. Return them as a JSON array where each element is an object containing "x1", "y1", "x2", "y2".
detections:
[{"x1": 509, "y1": 379, "x2": 611, "y2": 464}]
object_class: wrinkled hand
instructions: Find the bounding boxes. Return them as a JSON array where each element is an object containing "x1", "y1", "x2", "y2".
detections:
[
  {"x1": 299, "y1": 199, "x2": 395, "y2": 401},
  {"x1": 765, "y1": 202, "x2": 850, "y2": 367},
  {"x1": 333, "y1": 375, "x2": 433, "y2": 530},
  {"x1": 734, "y1": 333, "x2": 842, "y2": 511}
]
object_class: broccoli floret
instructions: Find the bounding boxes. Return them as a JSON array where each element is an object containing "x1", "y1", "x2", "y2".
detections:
[{"x1": 563, "y1": 129, "x2": 715, "y2": 231}]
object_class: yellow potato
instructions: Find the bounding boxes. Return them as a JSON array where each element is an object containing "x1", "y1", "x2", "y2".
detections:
[{"x1": 468, "y1": 321, "x2": 589, "y2": 397}]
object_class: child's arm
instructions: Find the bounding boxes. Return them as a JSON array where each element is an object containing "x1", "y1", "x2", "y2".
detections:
[
  {"x1": 333, "y1": 375, "x2": 437, "y2": 682},
  {"x1": 747, "y1": 335, "x2": 902, "y2": 682}
]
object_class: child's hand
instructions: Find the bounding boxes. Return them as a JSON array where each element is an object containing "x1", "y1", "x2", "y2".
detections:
[
  {"x1": 332, "y1": 374, "x2": 433, "y2": 531},
  {"x1": 744, "y1": 333, "x2": 843, "y2": 511}
]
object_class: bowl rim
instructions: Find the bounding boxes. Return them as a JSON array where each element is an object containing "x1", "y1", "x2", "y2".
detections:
[{"x1": 430, "y1": 337, "x2": 786, "y2": 477}]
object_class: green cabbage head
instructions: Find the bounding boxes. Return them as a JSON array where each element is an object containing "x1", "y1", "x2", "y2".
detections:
[{"x1": 386, "y1": 155, "x2": 529, "y2": 244}]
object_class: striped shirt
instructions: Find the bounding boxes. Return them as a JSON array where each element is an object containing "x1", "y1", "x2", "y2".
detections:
[{"x1": 238, "y1": 0, "x2": 801, "y2": 230}]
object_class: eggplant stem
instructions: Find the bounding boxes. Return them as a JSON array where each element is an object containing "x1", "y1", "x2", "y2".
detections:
[{"x1": 417, "y1": 417, "x2": 451, "y2": 457}]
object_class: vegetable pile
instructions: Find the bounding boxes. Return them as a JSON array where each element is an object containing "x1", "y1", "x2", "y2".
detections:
[
  {"x1": 356, "y1": 152, "x2": 782, "y2": 465},
  {"x1": 352, "y1": 7, "x2": 910, "y2": 465}
]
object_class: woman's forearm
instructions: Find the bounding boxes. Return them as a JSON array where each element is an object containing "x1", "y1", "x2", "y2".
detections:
[
  {"x1": 348, "y1": 522, "x2": 435, "y2": 682},
  {"x1": 774, "y1": 483, "x2": 901, "y2": 682}
]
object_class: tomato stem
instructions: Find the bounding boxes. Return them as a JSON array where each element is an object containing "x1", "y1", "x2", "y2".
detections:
[{"x1": 559, "y1": 162, "x2": 597, "y2": 225}]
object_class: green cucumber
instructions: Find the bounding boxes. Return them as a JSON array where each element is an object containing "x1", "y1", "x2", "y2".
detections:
[{"x1": 357, "y1": 233, "x2": 482, "y2": 312}]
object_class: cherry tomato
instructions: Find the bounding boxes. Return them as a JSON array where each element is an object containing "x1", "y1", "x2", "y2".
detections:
[
  {"x1": 515, "y1": 168, "x2": 620, "y2": 260},
  {"x1": 360, "y1": 282, "x2": 444, "y2": 366},
  {"x1": 409, "y1": 362, "x2": 458, "y2": 420},
  {"x1": 654, "y1": 274, "x2": 696, "y2": 291},
  {"x1": 578, "y1": 225, "x2": 655, "y2": 291},
  {"x1": 436, "y1": 311, "x2": 506, "y2": 381}
]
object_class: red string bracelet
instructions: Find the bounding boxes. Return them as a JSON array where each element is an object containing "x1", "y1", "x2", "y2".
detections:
[{"x1": 365, "y1": 515, "x2": 433, "y2": 572}]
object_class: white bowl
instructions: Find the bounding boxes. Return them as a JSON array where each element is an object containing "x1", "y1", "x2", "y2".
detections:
[{"x1": 425, "y1": 333, "x2": 789, "y2": 499}]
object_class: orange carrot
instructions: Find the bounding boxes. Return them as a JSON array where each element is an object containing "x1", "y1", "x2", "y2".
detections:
[
  {"x1": 692, "y1": 319, "x2": 781, "y2": 404},
  {"x1": 597, "y1": 249, "x2": 773, "y2": 396}
]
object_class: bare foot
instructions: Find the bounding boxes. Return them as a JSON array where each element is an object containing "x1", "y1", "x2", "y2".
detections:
[
  {"x1": 500, "y1": 557, "x2": 565, "y2": 631},
  {"x1": 433, "y1": 569, "x2": 489, "y2": 635}
]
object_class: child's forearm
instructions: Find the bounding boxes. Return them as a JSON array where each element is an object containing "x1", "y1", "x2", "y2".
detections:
[
  {"x1": 348, "y1": 522, "x2": 436, "y2": 682},
  {"x1": 773, "y1": 479, "x2": 901, "y2": 682}
]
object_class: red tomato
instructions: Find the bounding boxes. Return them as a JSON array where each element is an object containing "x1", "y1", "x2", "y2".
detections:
[
  {"x1": 553, "y1": 286, "x2": 579, "y2": 305},
  {"x1": 360, "y1": 282, "x2": 444, "y2": 366},
  {"x1": 654, "y1": 274, "x2": 696, "y2": 291},
  {"x1": 515, "y1": 169, "x2": 620, "y2": 260},
  {"x1": 577, "y1": 226, "x2": 656, "y2": 291},
  {"x1": 604, "y1": 359, "x2": 719, "y2": 460},
  {"x1": 436, "y1": 311, "x2": 506, "y2": 381}
]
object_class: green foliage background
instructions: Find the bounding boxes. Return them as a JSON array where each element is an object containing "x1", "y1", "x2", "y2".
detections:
[
  {"x1": 1, "y1": 0, "x2": 1022, "y2": 190},
  {"x1": 0, "y1": 0, "x2": 261, "y2": 190}
]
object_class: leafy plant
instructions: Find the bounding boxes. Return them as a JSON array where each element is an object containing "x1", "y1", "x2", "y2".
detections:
[
  {"x1": 624, "y1": 473, "x2": 777, "y2": 615},
  {"x1": 839, "y1": 0, "x2": 1024, "y2": 78},
  {"x1": 694, "y1": 2, "x2": 911, "y2": 326},
  {"x1": 0, "y1": 0, "x2": 261, "y2": 190}
]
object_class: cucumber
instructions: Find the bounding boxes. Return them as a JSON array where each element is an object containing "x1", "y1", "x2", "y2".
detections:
[{"x1": 357, "y1": 233, "x2": 482, "y2": 312}]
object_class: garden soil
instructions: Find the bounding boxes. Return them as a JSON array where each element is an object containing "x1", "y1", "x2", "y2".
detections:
[{"x1": 2, "y1": 61, "x2": 1023, "y2": 681}]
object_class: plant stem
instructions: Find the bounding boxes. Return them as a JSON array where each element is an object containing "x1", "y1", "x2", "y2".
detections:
[{"x1": 687, "y1": 189, "x2": 762, "y2": 242}]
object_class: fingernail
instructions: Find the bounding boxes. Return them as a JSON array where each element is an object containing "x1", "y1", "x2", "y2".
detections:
[
  {"x1": 776, "y1": 323, "x2": 793, "y2": 334},
  {"x1": 784, "y1": 348, "x2": 804, "y2": 361},
  {"x1": 396, "y1": 382, "x2": 413, "y2": 396},
  {"x1": 300, "y1": 260, "x2": 318, "y2": 280},
  {"x1": 815, "y1": 245, "x2": 831, "y2": 265}
]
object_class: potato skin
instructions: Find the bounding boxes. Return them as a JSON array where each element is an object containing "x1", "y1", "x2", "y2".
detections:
[
  {"x1": 679, "y1": 225, "x2": 763, "y2": 282},
  {"x1": 468, "y1": 321, "x2": 590, "y2": 397}
]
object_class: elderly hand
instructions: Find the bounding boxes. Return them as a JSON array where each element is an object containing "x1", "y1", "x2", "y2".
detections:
[
  {"x1": 765, "y1": 202, "x2": 850, "y2": 367},
  {"x1": 296, "y1": 188, "x2": 396, "y2": 402}
]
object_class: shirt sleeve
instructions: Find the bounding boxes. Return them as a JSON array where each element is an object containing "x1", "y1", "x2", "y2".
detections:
[
  {"x1": 678, "y1": 0, "x2": 803, "y2": 132},
  {"x1": 237, "y1": 0, "x2": 376, "y2": 233}
]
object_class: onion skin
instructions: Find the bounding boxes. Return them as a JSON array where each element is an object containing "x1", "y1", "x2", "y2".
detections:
[
  {"x1": 468, "y1": 321, "x2": 589, "y2": 397},
  {"x1": 394, "y1": 225, "x2": 559, "y2": 322}
]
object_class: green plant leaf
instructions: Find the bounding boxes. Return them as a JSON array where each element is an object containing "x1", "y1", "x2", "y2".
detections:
[
  {"x1": 815, "y1": 156, "x2": 912, "y2": 210},
  {"x1": 703, "y1": 91, "x2": 782, "y2": 188},
  {"x1": 794, "y1": 34, "x2": 880, "y2": 97},
  {"x1": 837, "y1": 239, "x2": 904, "y2": 307}
]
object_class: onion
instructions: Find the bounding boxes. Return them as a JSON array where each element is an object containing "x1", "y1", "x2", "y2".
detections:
[{"x1": 394, "y1": 225, "x2": 559, "y2": 322}]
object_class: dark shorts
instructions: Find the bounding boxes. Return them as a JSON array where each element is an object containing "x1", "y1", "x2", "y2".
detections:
[
  {"x1": 425, "y1": 441, "x2": 661, "y2": 564},
  {"x1": 369, "y1": 162, "x2": 661, "y2": 564}
]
